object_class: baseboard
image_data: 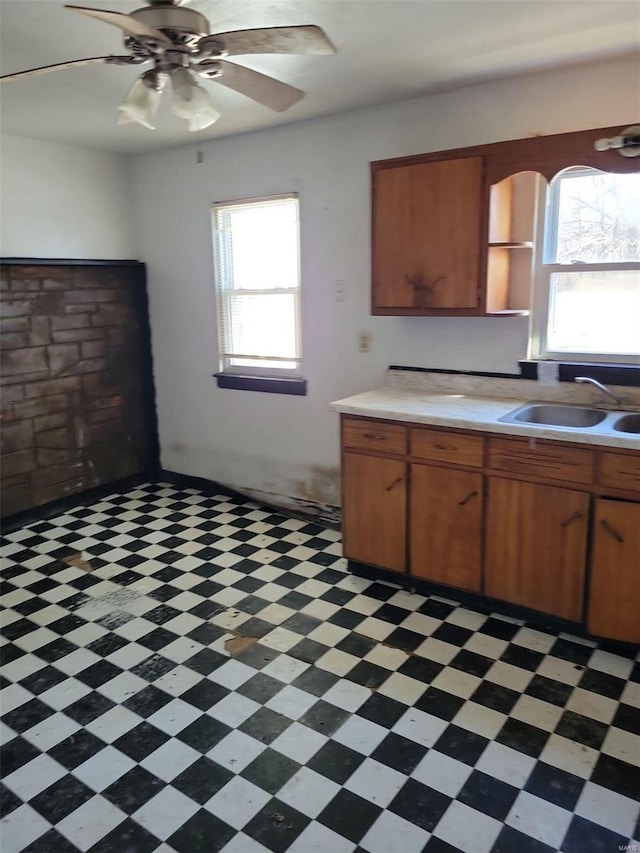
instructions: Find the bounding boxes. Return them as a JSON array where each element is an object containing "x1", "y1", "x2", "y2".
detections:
[
  {"x1": 159, "y1": 470, "x2": 341, "y2": 527},
  {"x1": 1, "y1": 472, "x2": 155, "y2": 534}
]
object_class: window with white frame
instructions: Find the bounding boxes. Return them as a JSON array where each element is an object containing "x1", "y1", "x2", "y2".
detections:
[
  {"x1": 531, "y1": 167, "x2": 640, "y2": 363},
  {"x1": 213, "y1": 194, "x2": 302, "y2": 375}
]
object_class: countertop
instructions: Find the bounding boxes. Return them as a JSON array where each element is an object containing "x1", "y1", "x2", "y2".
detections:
[{"x1": 331, "y1": 387, "x2": 640, "y2": 451}]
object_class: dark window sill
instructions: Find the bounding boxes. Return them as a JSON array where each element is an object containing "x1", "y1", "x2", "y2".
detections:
[
  {"x1": 519, "y1": 360, "x2": 640, "y2": 387},
  {"x1": 214, "y1": 372, "x2": 307, "y2": 396}
]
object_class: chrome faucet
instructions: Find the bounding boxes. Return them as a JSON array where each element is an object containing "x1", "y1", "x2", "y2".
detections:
[{"x1": 574, "y1": 376, "x2": 623, "y2": 407}]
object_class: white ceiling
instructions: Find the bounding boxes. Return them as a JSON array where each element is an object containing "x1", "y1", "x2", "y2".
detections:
[{"x1": 1, "y1": 0, "x2": 639, "y2": 154}]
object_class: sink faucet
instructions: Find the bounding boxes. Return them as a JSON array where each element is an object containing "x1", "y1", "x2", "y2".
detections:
[{"x1": 574, "y1": 376, "x2": 623, "y2": 407}]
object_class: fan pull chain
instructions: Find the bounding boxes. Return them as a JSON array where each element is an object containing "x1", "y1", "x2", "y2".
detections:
[{"x1": 195, "y1": 127, "x2": 204, "y2": 165}]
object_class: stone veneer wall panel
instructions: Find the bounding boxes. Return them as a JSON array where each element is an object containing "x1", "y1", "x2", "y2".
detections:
[{"x1": 1, "y1": 262, "x2": 156, "y2": 518}]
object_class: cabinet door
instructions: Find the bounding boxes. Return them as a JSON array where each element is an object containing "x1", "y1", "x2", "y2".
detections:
[
  {"x1": 485, "y1": 478, "x2": 589, "y2": 621},
  {"x1": 372, "y1": 157, "x2": 483, "y2": 312},
  {"x1": 342, "y1": 452, "x2": 407, "y2": 573},
  {"x1": 410, "y1": 464, "x2": 482, "y2": 591},
  {"x1": 588, "y1": 499, "x2": 640, "y2": 644}
]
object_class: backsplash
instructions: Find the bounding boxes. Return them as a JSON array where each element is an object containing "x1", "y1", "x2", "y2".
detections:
[{"x1": 387, "y1": 368, "x2": 640, "y2": 409}]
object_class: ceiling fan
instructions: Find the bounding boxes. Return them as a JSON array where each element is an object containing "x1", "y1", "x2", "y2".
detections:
[{"x1": 0, "y1": 0, "x2": 336, "y2": 131}]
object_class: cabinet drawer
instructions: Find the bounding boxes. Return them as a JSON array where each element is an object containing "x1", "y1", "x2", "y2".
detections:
[
  {"x1": 599, "y1": 452, "x2": 640, "y2": 493},
  {"x1": 488, "y1": 437, "x2": 594, "y2": 485},
  {"x1": 342, "y1": 418, "x2": 408, "y2": 455},
  {"x1": 411, "y1": 428, "x2": 484, "y2": 467}
]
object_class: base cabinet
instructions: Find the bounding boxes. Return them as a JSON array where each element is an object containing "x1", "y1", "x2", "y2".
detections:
[
  {"x1": 339, "y1": 414, "x2": 639, "y2": 641},
  {"x1": 485, "y1": 478, "x2": 589, "y2": 621},
  {"x1": 342, "y1": 452, "x2": 407, "y2": 572},
  {"x1": 588, "y1": 499, "x2": 640, "y2": 644},
  {"x1": 410, "y1": 464, "x2": 482, "y2": 591}
]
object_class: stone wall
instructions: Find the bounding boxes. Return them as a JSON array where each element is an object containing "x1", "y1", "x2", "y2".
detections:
[{"x1": 1, "y1": 262, "x2": 154, "y2": 518}]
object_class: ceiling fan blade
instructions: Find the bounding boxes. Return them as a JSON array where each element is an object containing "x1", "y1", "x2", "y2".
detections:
[
  {"x1": 65, "y1": 5, "x2": 173, "y2": 46},
  {"x1": 0, "y1": 56, "x2": 129, "y2": 82},
  {"x1": 204, "y1": 60, "x2": 304, "y2": 112},
  {"x1": 204, "y1": 25, "x2": 335, "y2": 57}
]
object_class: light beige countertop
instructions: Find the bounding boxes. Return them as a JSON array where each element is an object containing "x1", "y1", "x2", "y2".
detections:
[{"x1": 331, "y1": 372, "x2": 640, "y2": 451}]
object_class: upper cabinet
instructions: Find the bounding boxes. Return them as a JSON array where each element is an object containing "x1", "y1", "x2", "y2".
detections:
[
  {"x1": 370, "y1": 125, "x2": 638, "y2": 317},
  {"x1": 372, "y1": 157, "x2": 483, "y2": 312}
]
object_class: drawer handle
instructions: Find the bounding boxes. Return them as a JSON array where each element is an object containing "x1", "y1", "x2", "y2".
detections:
[
  {"x1": 458, "y1": 490, "x2": 478, "y2": 506},
  {"x1": 385, "y1": 477, "x2": 403, "y2": 492},
  {"x1": 363, "y1": 432, "x2": 386, "y2": 441},
  {"x1": 434, "y1": 443, "x2": 455, "y2": 452},
  {"x1": 601, "y1": 519, "x2": 624, "y2": 543},
  {"x1": 560, "y1": 511, "x2": 585, "y2": 529}
]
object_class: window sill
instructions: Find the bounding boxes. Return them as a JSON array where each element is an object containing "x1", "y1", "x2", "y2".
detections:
[
  {"x1": 214, "y1": 372, "x2": 307, "y2": 396},
  {"x1": 519, "y1": 360, "x2": 640, "y2": 387}
]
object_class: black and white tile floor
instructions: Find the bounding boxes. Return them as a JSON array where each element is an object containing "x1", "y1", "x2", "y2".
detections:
[{"x1": 1, "y1": 483, "x2": 638, "y2": 853}]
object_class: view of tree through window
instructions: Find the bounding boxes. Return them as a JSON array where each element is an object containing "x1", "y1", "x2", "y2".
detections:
[{"x1": 551, "y1": 169, "x2": 639, "y2": 263}]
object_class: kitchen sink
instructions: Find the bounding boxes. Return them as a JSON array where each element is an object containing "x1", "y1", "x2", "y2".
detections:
[
  {"x1": 499, "y1": 403, "x2": 608, "y2": 428},
  {"x1": 613, "y1": 413, "x2": 640, "y2": 434}
]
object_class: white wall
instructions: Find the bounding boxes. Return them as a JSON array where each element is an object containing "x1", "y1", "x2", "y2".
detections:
[
  {"x1": 0, "y1": 135, "x2": 136, "y2": 259},
  {"x1": 131, "y1": 55, "x2": 639, "y2": 506}
]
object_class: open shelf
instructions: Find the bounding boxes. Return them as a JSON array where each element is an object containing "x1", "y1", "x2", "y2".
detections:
[
  {"x1": 486, "y1": 173, "x2": 540, "y2": 314},
  {"x1": 488, "y1": 241, "x2": 533, "y2": 249}
]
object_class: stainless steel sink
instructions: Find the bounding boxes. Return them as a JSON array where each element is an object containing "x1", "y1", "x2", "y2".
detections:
[
  {"x1": 499, "y1": 403, "x2": 608, "y2": 428},
  {"x1": 613, "y1": 413, "x2": 640, "y2": 434}
]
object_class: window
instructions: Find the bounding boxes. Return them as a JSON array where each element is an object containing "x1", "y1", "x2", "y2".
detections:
[
  {"x1": 212, "y1": 194, "x2": 304, "y2": 391},
  {"x1": 531, "y1": 167, "x2": 640, "y2": 363}
]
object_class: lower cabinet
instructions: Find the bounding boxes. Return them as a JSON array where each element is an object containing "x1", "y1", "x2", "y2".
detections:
[
  {"x1": 340, "y1": 415, "x2": 639, "y2": 641},
  {"x1": 484, "y1": 478, "x2": 589, "y2": 621},
  {"x1": 342, "y1": 451, "x2": 407, "y2": 572},
  {"x1": 588, "y1": 498, "x2": 640, "y2": 644},
  {"x1": 410, "y1": 463, "x2": 482, "y2": 591}
]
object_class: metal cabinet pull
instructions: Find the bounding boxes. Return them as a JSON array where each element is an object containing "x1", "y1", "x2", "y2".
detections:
[
  {"x1": 363, "y1": 432, "x2": 385, "y2": 441},
  {"x1": 601, "y1": 519, "x2": 624, "y2": 543},
  {"x1": 385, "y1": 477, "x2": 403, "y2": 492},
  {"x1": 458, "y1": 490, "x2": 478, "y2": 506},
  {"x1": 434, "y1": 443, "x2": 455, "y2": 452},
  {"x1": 560, "y1": 511, "x2": 585, "y2": 529}
]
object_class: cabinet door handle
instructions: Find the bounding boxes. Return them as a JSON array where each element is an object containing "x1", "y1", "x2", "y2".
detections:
[
  {"x1": 385, "y1": 477, "x2": 403, "y2": 492},
  {"x1": 404, "y1": 274, "x2": 444, "y2": 292},
  {"x1": 363, "y1": 432, "x2": 385, "y2": 441},
  {"x1": 601, "y1": 519, "x2": 624, "y2": 543},
  {"x1": 458, "y1": 490, "x2": 478, "y2": 506},
  {"x1": 560, "y1": 511, "x2": 585, "y2": 529}
]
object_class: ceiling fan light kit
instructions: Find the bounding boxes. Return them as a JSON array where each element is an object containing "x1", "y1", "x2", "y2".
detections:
[
  {"x1": 117, "y1": 68, "x2": 166, "y2": 129},
  {"x1": 0, "y1": 0, "x2": 336, "y2": 133}
]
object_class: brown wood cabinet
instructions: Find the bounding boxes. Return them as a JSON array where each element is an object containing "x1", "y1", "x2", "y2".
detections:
[
  {"x1": 411, "y1": 464, "x2": 482, "y2": 592},
  {"x1": 372, "y1": 157, "x2": 483, "y2": 312},
  {"x1": 588, "y1": 499, "x2": 640, "y2": 644},
  {"x1": 485, "y1": 477, "x2": 589, "y2": 621},
  {"x1": 339, "y1": 413, "x2": 640, "y2": 642},
  {"x1": 342, "y1": 451, "x2": 407, "y2": 573}
]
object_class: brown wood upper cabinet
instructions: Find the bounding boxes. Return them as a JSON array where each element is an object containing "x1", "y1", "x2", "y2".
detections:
[{"x1": 372, "y1": 157, "x2": 483, "y2": 312}]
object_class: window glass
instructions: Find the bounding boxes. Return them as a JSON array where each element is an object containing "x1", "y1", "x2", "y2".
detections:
[
  {"x1": 213, "y1": 195, "x2": 301, "y2": 374},
  {"x1": 547, "y1": 269, "x2": 640, "y2": 355},
  {"x1": 550, "y1": 170, "x2": 640, "y2": 264}
]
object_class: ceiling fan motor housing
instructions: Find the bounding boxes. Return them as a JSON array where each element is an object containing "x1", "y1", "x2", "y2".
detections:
[{"x1": 132, "y1": 5, "x2": 209, "y2": 47}]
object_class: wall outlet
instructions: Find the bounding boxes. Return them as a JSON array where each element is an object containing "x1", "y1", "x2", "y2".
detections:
[
  {"x1": 334, "y1": 279, "x2": 346, "y2": 301},
  {"x1": 358, "y1": 332, "x2": 371, "y2": 353},
  {"x1": 538, "y1": 361, "x2": 559, "y2": 385}
]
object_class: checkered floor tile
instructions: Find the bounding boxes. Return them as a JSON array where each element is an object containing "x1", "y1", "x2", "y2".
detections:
[{"x1": 1, "y1": 482, "x2": 639, "y2": 853}]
